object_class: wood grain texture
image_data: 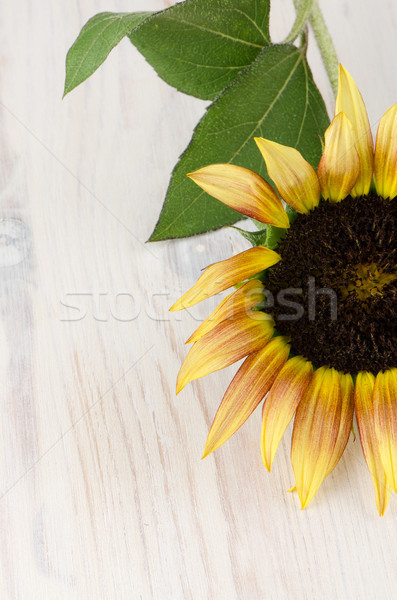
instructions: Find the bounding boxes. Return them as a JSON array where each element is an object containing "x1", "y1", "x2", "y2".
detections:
[{"x1": 0, "y1": 0, "x2": 397, "y2": 598}]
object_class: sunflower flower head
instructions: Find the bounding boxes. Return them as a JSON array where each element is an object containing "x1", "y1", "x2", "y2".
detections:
[{"x1": 171, "y1": 65, "x2": 397, "y2": 515}]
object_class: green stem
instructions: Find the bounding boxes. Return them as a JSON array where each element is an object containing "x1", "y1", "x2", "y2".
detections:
[
  {"x1": 292, "y1": 0, "x2": 339, "y2": 97},
  {"x1": 309, "y1": 1, "x2": 339, "y2": 96},
  {"x1": 284, "y1": 0, "x2": 315, "y2": 44}
]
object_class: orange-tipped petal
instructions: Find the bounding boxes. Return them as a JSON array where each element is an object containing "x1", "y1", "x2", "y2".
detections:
[
  {"x1": 374, "y1": 104, "x2": 397, "y2": 199},
  {"x1": 373, "y1": 368, "x2": 397, "y2": 493},
  {"x1": 176, "y1": 312, "x2": 274, "y2": 393},
  {"x1": 188, "y1": 164, "x2": 290, "y2": 228},
  {"x1": 355, "y1": 371, "x2": 391, "y2": 516},
  {"x1": 325, "y1": 372, "x2": 354, "y2": 476},
  {"x1": 317, "y1": 112, "x2": 360, "y2": 202},
  {"x1": 170, "y1": 247, "x2": 280, "y2": 311},
  {"x1": 335, "y1": 64, "x2": 373, "y2": 196},
  {"x1": 254, "y1": 137, "x2": 320, "y2": 214},
  {"x1": 261, "y1": 356, "x2": 313, "y2": 471},
  {"x1": 186, "y1": 279, "x2": 264, "y2": 343},
  {"x1": 202, "y1": 336, "x2": 290, "y2": 458},
  {"x1": 291, "y1": 367, "x2": 342, "y2": 509}
]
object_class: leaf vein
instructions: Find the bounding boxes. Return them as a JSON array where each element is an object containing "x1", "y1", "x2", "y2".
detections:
[{"x1": 161, "y1": 15, "x2": 264, "y2": 48}]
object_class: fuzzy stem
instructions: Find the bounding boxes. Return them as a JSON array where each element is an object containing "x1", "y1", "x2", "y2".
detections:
[
  {"x1": 292, "y1": 0, "x2": 339, "y2": 97},
  {"x1": 309, "y1": 0, "x2": 339, "y2": 96},
  {"x1": 284, "y1": 0, "x2": 315, "y2": 44}
]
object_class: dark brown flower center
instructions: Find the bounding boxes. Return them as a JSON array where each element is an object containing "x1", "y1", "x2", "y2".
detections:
[{"x1": 264, "y1": 194, "x2": 397, "y2": 374}]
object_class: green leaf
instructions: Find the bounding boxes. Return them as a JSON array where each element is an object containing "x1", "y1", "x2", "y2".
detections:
[
  {"x1": 129, "y1": 0, "x2": 270, "y2": 101},
  {"x1": 149, "y1": 44, "x2": 330, "y2": 242},
  {"x1": 64, "y1": 12, "x2": 152, "y2": 96}
]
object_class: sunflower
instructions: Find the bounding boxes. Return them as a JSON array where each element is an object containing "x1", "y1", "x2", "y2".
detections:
[{"x1": 170, "y1": 65, "x2": 397, "y2": 515}]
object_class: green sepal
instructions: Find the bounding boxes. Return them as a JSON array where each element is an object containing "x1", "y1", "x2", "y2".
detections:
[{"x1": 230, "y1": 226, "x2": 268, "y2": 247}]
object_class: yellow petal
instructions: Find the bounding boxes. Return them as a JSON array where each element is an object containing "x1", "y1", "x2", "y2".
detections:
[
  {"x1": 176, "y1": 312, "x2": 274, "y2": 393},
  {"x1": 374, "y1": 103, "x2": 397, "y2": 199},
  {"x1": 355, "y1": 371, "x2": 391, "y2": 516},
  {"x1": 373, "y1": 368, "x2": 397, "y2": 493},
  {"x1": 317, "y1": 112, "x2": 360, "y2": 202},
  {"x1": 291, "y1": 367, "x2": 342, "y2": 509},
  {"x1": 188, "y1": 164, "x2": 290, "y2": 228},
  {"x1": 255, "y1": 137, "x2": 320, "y2": 214},
  {"x1": 335, "y1": 64, "x2": 373, "y2": 196},
  {"x1": 202, "y1": 336, "x2": 290, "y2": 457},
  {"x1": 261, "y1": 356, "x2": 313, "y2": 471},
  {"x1": 170, "y1": 247, "x2": 281, "y2": 311},
  {"x1": 325, "y1": 372, "x2": 354, "y2": 476},
  {"x1": 186, "y1": 279, "x2": 264, "y2": 343}
]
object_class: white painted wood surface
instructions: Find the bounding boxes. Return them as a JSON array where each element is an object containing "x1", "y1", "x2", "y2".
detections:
[{"x1": 1, "y1": 0, "x2": 397, "y2": 598}]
